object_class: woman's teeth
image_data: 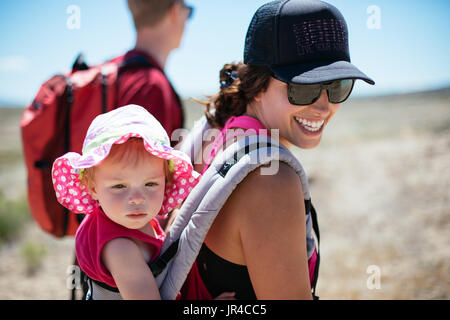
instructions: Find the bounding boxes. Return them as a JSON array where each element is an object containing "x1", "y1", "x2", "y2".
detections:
[{"x1": 295, "y1": 117, "x2": 325, "y2": 132}]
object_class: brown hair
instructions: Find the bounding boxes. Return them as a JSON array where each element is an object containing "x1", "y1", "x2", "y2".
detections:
[
  {"x1": 80, "y1": 138, "x2": 173, "y2": 191},
  {"x1": 127, "y1": 0, "x2": 180, "y2": 29},
  {"x1": 196, "y1": 62, "x2": 273, "y2": 128}
]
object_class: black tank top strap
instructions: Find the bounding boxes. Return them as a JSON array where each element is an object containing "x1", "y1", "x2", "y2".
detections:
[{"x1": 196, "y1": 243, "x2": 256, "y2": 300}]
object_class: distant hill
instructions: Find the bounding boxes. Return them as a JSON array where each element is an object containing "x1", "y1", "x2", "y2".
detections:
[
  {"x1": 0, "y1": 100, "x2": 25, "y2": 108},
  {"x1": 348, "y1": 85, "x2": 450, "y2": 109},
  {"x1": 1, "y1": 85, "x2": 449, "y2": 109},
  {"x1": 354, "y1": 85, "x2": 450, "y2": 100}
]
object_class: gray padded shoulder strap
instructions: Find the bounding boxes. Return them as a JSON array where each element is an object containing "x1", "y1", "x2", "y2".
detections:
[{"x1": 156, "y1": 134, "x2": 312, "y2": 299}]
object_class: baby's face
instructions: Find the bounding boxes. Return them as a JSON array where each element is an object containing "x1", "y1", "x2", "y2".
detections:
[{"x1": 89, "y1": 153, "x2": 166, "y2": 231}]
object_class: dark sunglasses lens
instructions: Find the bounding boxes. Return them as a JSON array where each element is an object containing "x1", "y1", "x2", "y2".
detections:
[
  {"x1": 327, "y1": 79, "x2": 354, "y2": 103},
  {"x1": 288, "y1": 83, "x2": 322, "y2": 106},
  {"x1": 288, "y1": 79, "x2": 355, "y2": 105},
  {"x1": 186, "y1": 5, "x2": 194, "y2": 19}
]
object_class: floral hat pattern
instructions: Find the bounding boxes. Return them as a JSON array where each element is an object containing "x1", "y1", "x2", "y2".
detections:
[{"x1": 52, "y1": 104, "x2": 199, "y2": 217}]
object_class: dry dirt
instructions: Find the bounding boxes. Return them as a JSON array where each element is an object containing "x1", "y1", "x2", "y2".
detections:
[{"x1": 0, "y1": 88, "x2": 449, "y2": 299}]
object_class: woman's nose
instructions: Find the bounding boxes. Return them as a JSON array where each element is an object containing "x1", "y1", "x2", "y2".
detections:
[{"x1": 310, "y1": 90, "x2": 331, "y2": 115}]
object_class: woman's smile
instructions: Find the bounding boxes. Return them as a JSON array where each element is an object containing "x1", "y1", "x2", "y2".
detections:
[{"x1": 294, "y1": 117, "x2": 325, "y2": 134}]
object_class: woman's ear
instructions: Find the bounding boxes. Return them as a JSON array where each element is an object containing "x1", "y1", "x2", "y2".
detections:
[
  {"x1": 253, "y1": 81, "x2": 270, "y2": 103},
  {"x1": 253, "y1": 90, "x2": 263, "y2": 103}
]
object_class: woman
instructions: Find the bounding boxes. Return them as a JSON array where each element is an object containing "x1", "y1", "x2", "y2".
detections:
[{"x1": 185, "y1": 0, "x2": 375, "y2": 300}]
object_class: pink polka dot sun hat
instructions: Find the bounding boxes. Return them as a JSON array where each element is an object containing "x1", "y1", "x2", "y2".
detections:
[{"x1": 52, "y1": 104, "x2": 199, "y2": 217}]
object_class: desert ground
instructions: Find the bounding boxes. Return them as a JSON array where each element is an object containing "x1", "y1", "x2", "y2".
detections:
[{"x1": 0, "y1": 87, "x2": 449, "y2": 299}]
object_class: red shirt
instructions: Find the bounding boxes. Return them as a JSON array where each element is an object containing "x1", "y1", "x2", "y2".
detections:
[
  {"x1": 75, "y1": 207, "x2": 165, "y2": 288},
  {"x1": 110, "y1": 49, "x2": 184, "y2": 139}
]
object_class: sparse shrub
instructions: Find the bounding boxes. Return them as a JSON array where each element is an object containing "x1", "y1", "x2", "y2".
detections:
[
  {"x1": 0, "y1": 192, "x2": 30, "y2": 247},
  {"x1": 20, "y1": 241, "x2": 48, "y2": 276}
]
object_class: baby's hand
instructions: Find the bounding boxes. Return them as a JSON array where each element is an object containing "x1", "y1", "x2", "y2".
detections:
[{"x1": 214, "y1": 292, "x2": 236, "y2": 300}]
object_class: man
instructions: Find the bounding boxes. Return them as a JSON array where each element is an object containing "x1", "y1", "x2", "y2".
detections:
[{"x1": 111, "y1": 0, "x2": 194, "y2": 138}]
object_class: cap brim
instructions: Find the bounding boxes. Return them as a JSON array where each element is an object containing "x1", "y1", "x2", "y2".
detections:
[{"x1": 272, "y1": 60, "x2": 375, "y2": 85}]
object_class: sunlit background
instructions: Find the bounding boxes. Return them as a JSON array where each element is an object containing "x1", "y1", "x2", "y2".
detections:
[
  {"x1": 0, "y1": 0, "x2": 449, "y2": 105},
  {"x1": 0, "y1": 0, "x2": 449, "y2": 300}
]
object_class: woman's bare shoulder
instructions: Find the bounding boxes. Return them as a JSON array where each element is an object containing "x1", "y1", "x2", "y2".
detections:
[
  {"x1": 233, "y1": 162, "x2": 311, "y2": 299},
  {"x1": 242, "y1": 162, "x2": 303, "y2": 204},
  {"x1": 230, "y1": 161, "x2": 305, "y2": 224}
]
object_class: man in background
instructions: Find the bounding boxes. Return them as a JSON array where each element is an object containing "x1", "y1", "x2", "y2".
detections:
[{"x1": 112, "y1": 0, "x2": 194, "y2": 137}]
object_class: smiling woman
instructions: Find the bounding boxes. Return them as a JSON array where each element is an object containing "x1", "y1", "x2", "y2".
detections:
[{"x1": 178, "y1": 0, "x2": 375, "y2": 300}]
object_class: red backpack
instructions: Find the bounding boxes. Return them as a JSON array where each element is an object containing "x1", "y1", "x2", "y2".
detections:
[{"x1": 20, "y1": 54, "x2": 153, "y2": 237}]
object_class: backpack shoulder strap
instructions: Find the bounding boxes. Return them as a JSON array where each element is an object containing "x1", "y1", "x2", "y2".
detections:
[
  {"x1": 118, "y1": 55, "x2": 155, "y2": 72},
  {"x1": 71, "y1": 53, "x2": 89, "y2": 72},
  {"x1": 155, "y1": 135, "x2": 314, "y2": 299}
]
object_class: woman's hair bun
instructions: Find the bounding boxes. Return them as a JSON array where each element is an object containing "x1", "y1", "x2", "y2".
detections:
[{"x1": 195, "y1": 62, "x2": 272, "y2": 128}]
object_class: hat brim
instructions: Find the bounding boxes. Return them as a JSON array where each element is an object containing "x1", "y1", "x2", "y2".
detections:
[
  {"x1": 272, "y1": 60, "x2": 375, "y2": 85},
  {"x1": 52, "y1": 133, "x2": 199, "y2": 217}
]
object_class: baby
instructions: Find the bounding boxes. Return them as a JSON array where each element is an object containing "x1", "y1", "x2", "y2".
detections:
[{"x1": 52, "y1": 104, "x2": 199, "y2": 299}]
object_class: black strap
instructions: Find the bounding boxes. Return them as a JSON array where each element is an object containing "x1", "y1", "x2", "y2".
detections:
[
  {"x1": 101, "y1": 71, "x2": 108, "y2": 113},
  {"x1": 90, "y1": 278, "x2": 120, "y2": 293},
  {"x1": 218, "y1": 138, "x2": 272, "y2": 178},
  {"x1": 309, "y1": 202, "x2": 320, "y2": 299},
  {"x1": 118, "y1": 55, "x2": 154, "y2": 72},
  {"x1": 33, "y1": 160, "x2": 50, "y2": 169},
  {"x1": 71, "y1": 53, "x2": 89, "y2": 72},
  {"x1": 64, "y1": 78, "x2": 73, "y2": 154},
  {"x1": 149, "y1": 239, "x2": 180, "y2": 277},
  {"x1": 61, "y1": 78, "x2": 74, "y2": 237},
  {"x1": 309, "y1": 203, "x2": 320, "y2": 244},
  {"x1": 304, "y1": 200, "x2": 320, "y2": 243}
]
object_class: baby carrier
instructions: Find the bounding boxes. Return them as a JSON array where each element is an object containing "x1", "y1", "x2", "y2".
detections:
[{"x1": 152, "y1": 116, "x2": 321, "y2": 299}]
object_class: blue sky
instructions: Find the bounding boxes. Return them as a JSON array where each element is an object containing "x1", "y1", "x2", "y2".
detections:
[{"x1": 0, "y1": 0, "x2": 449, "y2": 106}]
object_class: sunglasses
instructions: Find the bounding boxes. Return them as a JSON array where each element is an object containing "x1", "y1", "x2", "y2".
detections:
[
  {"x1": 182, "y1": 2, "x2": 194, "y2": 20},
  {"x1": 282, "y1": 79, "x2": 355, "y2": 106}
]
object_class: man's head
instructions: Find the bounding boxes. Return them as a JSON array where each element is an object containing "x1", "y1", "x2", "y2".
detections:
[{"x1": 127, "y1": 0, "x2": 191, "y2": 30}]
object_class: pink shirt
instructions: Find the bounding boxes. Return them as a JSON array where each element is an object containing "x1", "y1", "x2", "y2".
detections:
[{"x1": 75, "y1": 207, "x2": 165, "y2": 288}]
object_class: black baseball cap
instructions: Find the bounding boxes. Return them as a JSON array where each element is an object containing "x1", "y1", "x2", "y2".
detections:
[{"x1": 244, "y1": 0, "x2": 375, "y2": 85}]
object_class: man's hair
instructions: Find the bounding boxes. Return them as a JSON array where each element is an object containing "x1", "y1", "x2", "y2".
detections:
[{"x1": 127, "y1": 0, "x2": 180, "y2": 29}]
